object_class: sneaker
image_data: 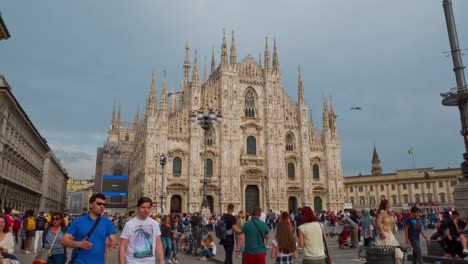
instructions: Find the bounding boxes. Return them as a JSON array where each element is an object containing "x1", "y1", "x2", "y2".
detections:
[
  {"x1": 166, "y1": 260, "x2": 173, "y2": 264},
  {"x1": 463, "y1": 248, "x2": 468, "y2": 254},
  {"x1": 25, "y1": 250, "x2": 31, "y2": 254},
  {"x1": 173, "y1": 259, "x2": 179, "y2": 264},
  {"x1": 199, "y1": 257, "x2": 208, "y2": 261}
]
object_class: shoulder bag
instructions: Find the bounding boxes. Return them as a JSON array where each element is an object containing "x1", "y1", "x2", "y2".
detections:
[
  {"x1": 33, "y1": 227, "x2": 61, "y2": 264},
  {"x1": 68, "y1": 216, "x2": 102, "y2": 264},
  {"x1": 319, "y1": 223, "x2": 331, "y2": 264},
  {"x1": 251, "y1": 218, "x2": 266, "y2": 248}
]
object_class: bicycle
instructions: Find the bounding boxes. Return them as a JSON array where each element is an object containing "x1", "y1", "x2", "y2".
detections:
[{"x1": 179, "y1": 226, "x2": 199, "y2": 256}]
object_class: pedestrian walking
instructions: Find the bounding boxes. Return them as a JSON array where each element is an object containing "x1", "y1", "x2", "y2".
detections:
[
  {"x1": 160, "y1": 215, "x2": 173, "y2": 263},
  {"x1": 42, "y1": 212, "x2": 68, "y2": 264},
  {"x1": 221, "y1": 203, "x2": 240, "y2": 264},
  {"x1": 171, "y1": 215, "x2": 182, "y2": 263},
  {"x1": 61, "y1": 193, "x2": 117, "y2": 264},
  {"x1": 33, "y1": 211, "x2": 48, "y2": 253},
  {"x1": 405, "y1": 206, "x2": 430, "y2": 264},
  {"x1": 271, "y1": 221, "x2": 297, "y2": 264},
  {"x1": 23, "y1": 209, "x2": 36, "y2": 254},
  {"x1": 298, "y1": 206, "x2": 326, "y2": 264},
  {"x1": 236, "y1": 207, "x2": 269, "y2": 264},
  {"x1": 118, "y1": 197, "x2": 164, "y2": 264},
  {"x1": 375, "y1": 199, "x2": 403, "y2": 264}
]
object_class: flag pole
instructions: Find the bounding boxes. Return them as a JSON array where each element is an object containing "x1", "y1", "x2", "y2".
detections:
[{"x1": 412, "y1": 151, "x2": 415, "y2": 169}]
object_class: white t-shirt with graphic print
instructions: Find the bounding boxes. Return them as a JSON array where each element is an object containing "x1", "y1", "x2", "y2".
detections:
[{"x1": 121, "y1": 216, "x2": 161, "y2": 264}]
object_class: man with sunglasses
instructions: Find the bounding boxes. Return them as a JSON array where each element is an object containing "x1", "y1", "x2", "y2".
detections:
[{"x1": 61, "y1": 193, "x2": 117, "y2": 264}]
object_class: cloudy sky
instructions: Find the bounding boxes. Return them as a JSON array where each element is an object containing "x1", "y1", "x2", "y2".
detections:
[{"x1": 1, "y1": 1, "x2": 467, "y2": 179}]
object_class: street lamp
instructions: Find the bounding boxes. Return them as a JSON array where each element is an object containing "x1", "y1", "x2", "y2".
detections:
[
  {"x1": 155, "y1": 153, "x2": 172, "y2": 214},
  {"x1": 190, "y1": 108, "x2": 222, "y2": 215}
]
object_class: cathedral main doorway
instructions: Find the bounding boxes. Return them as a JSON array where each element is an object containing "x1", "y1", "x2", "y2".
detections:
[
  {"x1": 245, "y1": 185, "x2": 259, "y2": 214},
  {"x1": 314, "y1": 196, "x2": 323, "y2": 212},
  {"x1": 288, "y1": 197, "x2": 298, "y2": 212},
  {"x1": 207, "y1": 195, "x2": 214, "y2": 213},
  {"x1": 170, "y1": 195, "x2": 182, "y2": 213}
]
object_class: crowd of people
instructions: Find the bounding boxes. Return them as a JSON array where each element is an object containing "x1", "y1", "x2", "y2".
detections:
[{"x1": 0, "y1": 195, "x2": 467, "y2": 263}]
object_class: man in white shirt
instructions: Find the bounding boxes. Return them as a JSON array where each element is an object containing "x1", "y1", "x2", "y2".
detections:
[{"x1": 119, "y1": 197, "x2": 164, "y2": 264}]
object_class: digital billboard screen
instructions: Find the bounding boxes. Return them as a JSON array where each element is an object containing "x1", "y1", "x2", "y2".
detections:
[{"x1": 102, "y1": 175, "x2": 128, "y2": 196}]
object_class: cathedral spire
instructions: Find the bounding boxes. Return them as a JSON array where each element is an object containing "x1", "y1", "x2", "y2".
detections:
[
  {"x1": 183, "y1": 42, "x2": 191, "y2": 83},
  {"x1": 111, "y1": 102, "x2": 116, "y2": 128},
  {"x1": 230, "y1": 30, "x2": 236, "y2": 65},
  {"x1": 264, "y1": 36, "x2": 270, "y2": 73},
  {"x1": 273, "y1": 38, "x2": 280, "y2": 73},
  {"x1": 329, "y1": 96, "x2": 336, "y2": 130},
  {"x1": 211, "y1": 46, "x2": 216, "y2": 73},
  {"x1": 259, "y1": 53, "x2": 262, "y2": 67},
  {"x1": 322, "y1": 95, "x2": 329, "y2": 132},
  {"x1": 203, "y1": 56, "x2": 208, "y2": 83},
  {"x1": 160, "y1": 70, "x2": 168, "y2": 112},
  {"x1": 371, "y1": 145, "x2": 382, "y2": 176},
  {"x1": 134, "y1": 106, "x2": 140, "y2": 127},
  {"x1": 117, "y1": 103, "x2": 121, "y2": 126},
  {"x1": 221, "y1": 29, "x2": 228, "y2": 65},
  {"x1": 298, "y1": 67, "x2": 304, "y2": 103},
  {"x1": 146, "y1": 72, "x2": 157, "y2": 117},
  {"x1": 192, "y1": 49, "x2": 200, "y2": 85}
]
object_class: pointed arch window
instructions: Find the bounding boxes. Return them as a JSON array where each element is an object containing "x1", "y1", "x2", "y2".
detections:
[
  {"x1": 206, "y1": 159, "x2": 213, "y2": 177},
  {"x1": 113, "y1": 167, "x2": 123, "y2": 176},
  {"x1": 285, "y1": 133, "x2": 295, "y2": 151},
  {"x1": 313, "y1": 164, "x2": 320, "y2": 179},
  {"x1": 245, "y1": 90, "x2": 255, "y2": 118},
  {"x1": 247, "y1": 136, "x2": 257, "y2": 155},
  {"x1": 288, "y1": 163, "x2": 295, "y2": 180},
  {"x1": 173, "y1": 157, "x2": 182, "y2": 176},
  {"x1": 125, "y1": 133, "x2": 129, "y2": 141}
]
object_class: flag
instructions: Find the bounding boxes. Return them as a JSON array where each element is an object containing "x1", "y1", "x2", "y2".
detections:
[{"x1": 408, "y1": 147, "x2": 413, "y2": 155}]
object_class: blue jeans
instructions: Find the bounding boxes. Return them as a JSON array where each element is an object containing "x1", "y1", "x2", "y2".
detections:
[
  {"x1": 161, "y1": 236, "x2": 172, "y2": 260},
  {"x1": 199, "y1": 248, "x2": 215, "y2": 257},
  {"x1": 47, "y1": 253, "x2": 67, "y2": 264}
]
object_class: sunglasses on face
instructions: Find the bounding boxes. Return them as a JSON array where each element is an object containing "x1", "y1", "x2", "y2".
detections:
[
  {"x1": 52, "y1": 217, "x2": 62, "y2": 221},
  {"x1": 94, "y1": 202, "x2": 106, "y2": 207}
]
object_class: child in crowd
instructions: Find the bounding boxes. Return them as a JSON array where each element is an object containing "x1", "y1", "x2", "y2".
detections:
[
  {"x1": 199, "y1": 234, "x2": 216, "y2": 261},
  {"x1": 405, "y1": 206, "x2": 430, "y2": 264}
]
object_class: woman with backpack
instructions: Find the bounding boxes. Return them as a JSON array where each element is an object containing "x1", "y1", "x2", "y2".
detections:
[
  {"x1": 41, "y1": 212, "x2": 67, "y2": 264},
  {"x1": 23, "y1": 209, "x2": 35, "y2": 254}
]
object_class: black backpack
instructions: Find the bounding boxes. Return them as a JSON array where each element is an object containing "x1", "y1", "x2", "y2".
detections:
[
  {"x1": 215, "y1": 217, "x2": 227, "y2": 241},
  {"x1": 36, "y1": 216, "x2": 47, "y2": 230}
]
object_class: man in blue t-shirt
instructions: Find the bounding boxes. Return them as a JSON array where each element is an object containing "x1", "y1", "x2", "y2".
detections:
[
  {"x1": 405, "y1": 206, "x2": 430, "y2": 264},
  {"x1": 61, "y1": 193, "x2": 117, "y2": 264}
]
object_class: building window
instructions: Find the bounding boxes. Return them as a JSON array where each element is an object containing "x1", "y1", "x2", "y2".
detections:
[
  {"x1": 391, "y1": 184, "x2": 395, "y2": 191},
  {"x1": 438, "y1": 181, "x2": 443, "y2": 188},
  {"x1": 370, "y1": 186, "x2": 373, "y2": 191},
  {"x1": 403, "y1": 194, "x2": 409, "y2": 203},
  {"x1": 285, "y1": 133, "x2": 295, "y2": 151},
  {"x1": 402, "y1": 183, "x2": 407, "y2": 190},
  {"x1": 427, "y1": 193, "x2": 433, "y2": 202},
  {"x1": 450, "y1": 180, "x2": 457, "y2": 187},
  {"x1": 380, "y1": 195, "x2": 386, "y2": 201},
  {"x1": 359, "y1": 186, "x2": 363, "y2": 192},
  {"x1": 392, "y1": 195, "x2": 397, "y2": 205},
  {"x1": 113, "y1": 168, "x2": 123, "y2": 176},
  {"x1": 414, "y1": 183, "x2": 419, "y2": 189},
  {"x1": 349, "y1": 187, "x2": 354, "y2": 192},
  {"x1": 246, "y1": 136, "x2": 256, "y2": 155},
  {"x1": 380, "y1": 185, "x2": 384, "y2": 191},
  {"x1": 172, "y1": 157, "x2": 182, "y2": 176},
  {"x1": 288, "y1": 163, "x2": 295, "y2": 180},
  {"x1": 312, "y1": 164, "x2": 320, "y2": 179},
  {"x1": 415, "y1": 194, "x2": 421, "y2": 203},
  {"x1": 111, "y1": 196, "x2": 122, "y2": 203},
  {"x1": 359, "y1": 196, "x2": 365, "y2": 205},
  {"x1": 439, "y1": 193, "x2": 446, "y2": 203},
  {"x1": 125, "y1": 133, "x2": 129, "y2": 141},
  {"x1": 245, "y1": 90, "x2": 255, "y2": 118},
  {"x1": 206, "y1": 159, "x2": 213, "y2": 177},
  {"x1": 350, "y1": 197, "x2": 355, "y2": 205},
  {"x1": 370, "y1": 196, "x2": 376, "y2": 205}
]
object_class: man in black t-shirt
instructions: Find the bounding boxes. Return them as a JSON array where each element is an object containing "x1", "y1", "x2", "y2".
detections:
[
  {"x1": 223, "y1": 203, "x2": 240, "y2": 264},
  {"x1": 446, "y1": 210, "x2": 466, "y2": 258}
]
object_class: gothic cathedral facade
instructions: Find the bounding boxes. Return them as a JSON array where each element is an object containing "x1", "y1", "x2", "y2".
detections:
[{"x1": 99, "y1": 32, "x2": 345, "y2": 214}]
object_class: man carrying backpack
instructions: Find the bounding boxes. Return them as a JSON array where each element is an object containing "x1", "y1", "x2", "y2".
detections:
[
  {"x1": 33, "y1": 211, "x2": 48, "y2": 253},
  {"x1": 219, "y1": 203, "x2": 240, "y2": 264}
]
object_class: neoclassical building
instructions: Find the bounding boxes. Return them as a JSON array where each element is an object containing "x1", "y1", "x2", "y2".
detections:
[
  {"x1": 100, "y1": 32, "x2": 346, "y2": 214},
  {"x1": 0, "y1": 75, "x2": 69, "y2": 212},
  {"x1": 344, "y1": 146, "x2": 459, "y2": 211}
]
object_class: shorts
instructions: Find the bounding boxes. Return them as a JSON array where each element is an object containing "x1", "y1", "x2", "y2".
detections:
[{"x1": 26, "y1": 231, "x2": 35, "y2": 238}]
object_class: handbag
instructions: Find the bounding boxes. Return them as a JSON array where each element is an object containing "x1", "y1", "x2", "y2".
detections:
[
  {"x1": 33, "y1": 227, "x2": 61, "y2": 264},
  {"x1": 320, "y1": 223, "x2": 331, "y2": 264}
]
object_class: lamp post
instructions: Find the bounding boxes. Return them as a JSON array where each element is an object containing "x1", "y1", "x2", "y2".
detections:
[
  {"x1": 190, "y1": 108, "x2": 222, "y2": 215},
  {"x1": 155, "y1": 153, "x2": 171, "y2": 214},
  {"x1": 441, "y1": 0, "x2": 468, "y2": 215},
  {"x1": 419, "y1": 169, "x2": 434, "y2": 207}
]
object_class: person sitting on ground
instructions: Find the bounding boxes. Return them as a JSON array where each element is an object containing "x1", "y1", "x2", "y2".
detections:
[
  {"x1": 199, "y1": 234, "x2": 216, "y2": 261},
  {"x1": 446, "y1": 210, "x2": 466, "y2": 258}
]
